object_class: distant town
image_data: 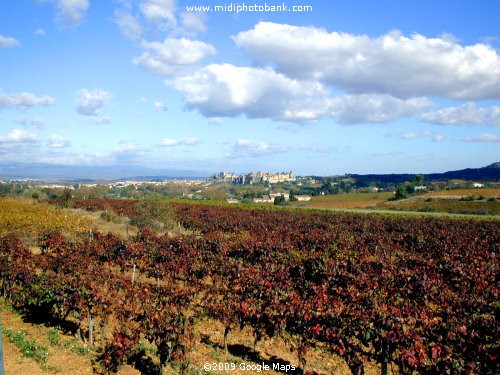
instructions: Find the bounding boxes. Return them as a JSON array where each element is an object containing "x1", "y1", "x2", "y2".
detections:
[
  {"x1": 212, "y1": 171, "x2": 296, "y2": 184},
  {"x1": 1, "y1": 163, "x2": 498, "y2": 208}
]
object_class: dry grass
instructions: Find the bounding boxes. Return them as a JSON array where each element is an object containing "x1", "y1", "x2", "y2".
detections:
[
  {"x1": 379, "y1": 200, "x2": 500, "y2": 215},
  {"x1": 300, "y1": 192, "x2": 394, "y2": 209},
  {"x1": 420, "y1": 188, "x2": 499, "y2": 198}
]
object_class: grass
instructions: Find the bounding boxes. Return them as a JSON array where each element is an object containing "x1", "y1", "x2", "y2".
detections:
[
  {"x1": 47, "y1": 328, "x2": 60, "y2": 347},
  {"x1": 295, "y1": 192, "x2": 394, "y2": 209},
  {"x1": 61, "y1": 337, "x2": 91, "y2": 355},
  {"x1": 420, "y1": 188, "x2": 499, "y2": 198},
  {"x1": 3, "y1": 327, "x2": 49, "y2": 366},
  {"x1": 379, "y1": 200, "x2": 500, "y2": 215}
]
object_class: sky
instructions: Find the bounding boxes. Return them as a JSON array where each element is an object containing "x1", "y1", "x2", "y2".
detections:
[{"x1": 0, "y1": 0, "x2": 499, "y2": 176}]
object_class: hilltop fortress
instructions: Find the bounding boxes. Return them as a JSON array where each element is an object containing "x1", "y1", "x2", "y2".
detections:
[{"x1": 213, "y1": 171, "x2": 295, "y2": 184}]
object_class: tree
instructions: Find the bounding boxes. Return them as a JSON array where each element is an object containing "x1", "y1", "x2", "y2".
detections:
[
  {"x1": 394, "y1": 185, "x2": 407, "y2": 200},
  {"x1": 274, "y1": 194, "x2": 287, "y2": 206},
  {"x1": 131, "y1": 196, "x2": 176, "y2": 232},
  {"x1": 412, "y1": 174, "x2": 424, "y2": 186}
]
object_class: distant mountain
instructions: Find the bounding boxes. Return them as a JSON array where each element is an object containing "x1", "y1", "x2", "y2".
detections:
[
  {"x1": 0, "y1": 162, "x2": 209, "y2": 181},
  {"x1": 349, "y1": 162, "x2": 500, "y2": 186}
]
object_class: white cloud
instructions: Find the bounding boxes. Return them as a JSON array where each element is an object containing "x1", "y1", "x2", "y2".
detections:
[
  {"x1": 234, "y1": 22, "x2": 500, "y2": 100},
  {"x1": 48, "y1": 135, "x2": 71, "y2": 148},
  {"x1": 134, "y1": 38, "x2": 216, "y2": 76},
  {"x1": 0, "y1": 91, "x2": 56, "y2": 109},
  {"x1": 0, "y1": 129, "x2": 40, "y2": 159},
  {"x1": 173, "y1": 63, "x2": 333, "y2": 122},
  {"x1": 114, "y1": 10, "x2": 143, "y2": 41},
  {"x1": 51, "y1": 0, "x2": 89, "y2": 27},
  {"x1": 0, "y1": 129, "x2": 38, "y2": 144},
  {"x1": 75, "y1": 88, "x2": 112, "y2": 116},
  {"x1": 461, "y1": 133, "x2": 500, "y2": 142},
  {"x1": 180, "y1": 12, "x2": 207, "y2": 34},
  {"x1": 389, "y1": 130, "x2": 444, "y2": 141},
  {"x1": 330, "y1": 94, "x2": 431, "y2": 124},
  {"x1": 225, "y1": 139, "x2": 289, "y2": 158},
  {"x1": 420, "y1": 103, "x2": 500, "y2": 126},
  {"x1": 34, "y1": 28, "x2": 46, "y2": 36},
  {"x1": 161, "y1": 138, "x2": 177, "y2": 146},
  {"x1": 139, "y1": 0, "x2": 177, "y2": 28},
  {"x1": 208, "y1": 117, "x2": 224, "y2": 125},
  {"x1": 401, "y1": 130, "x2": 433, "y2": 139},
  {"x1": 432, "y1": 134, "x2": 446, "y2": 142},
  {"x1": 173, "y1": 64, "x2": 432, "y2": 124},
  {"x1": 160, "y1": 137, "x2": 199, "y2": 146},
  {"x1": 154, "y1": 101, "x2": 167, "y2": 111},
  {"x1": 0, "y1": 35, "x2": 20, "y2": 48}
]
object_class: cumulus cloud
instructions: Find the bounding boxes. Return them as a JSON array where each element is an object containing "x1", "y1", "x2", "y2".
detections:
[
  {"x1": 172, "y1": 64, "x2": 431, "y2": 123},
  {"x1": 114, "y1": 0, "x2": 208, "y2": 49},
  {"x1": 461, "y1": 133, "x2": 500, "y2": 142},
  {"x1": 180, "y1": 12, "x2": 207, "y2": 34},
  {"x1": 134, "y1": 38, "x2": 216, "y2": 76},
  {"x1": 75, "y1": 88, "x2": 111, "y2": 116},
  {"x1": 420, "y1": 103, "x2": 500, "y2": 126},
  {"x1": 0, "y1": 91, "x2": 56, "y2": 109},
  {"x1": 0, "y1": 129, "x2": 38, "y2": 144},
  {"x1": 172, "y1": 63, "x2": 333, "y2": 122},
  {"x1": 0, "y1": 35, "x2": 20, "y2": 48},
  {"x1": 330, "y1": 94, "x2": 431, "y2": 124},
  {"x1": 154, "y1": 101, "x2": 167, "y2": 111},
  {"x1": 401, "y1": 130, "x2": 433, "y2": 139},
  {"x1": 139, "y1": 0, "x2": 177, "y2": 28},
  {"x1": 0, "y1": 129, "x2": 39, "y2": 158},
  {"x1": 234, "y1": 22, "x2": 500, "y2": 100},
  {"x1": 51, "y1": 0, "x2": 89, "y2": 27},
  {"x1": 161, "y1": 137, "x2": 200, "y2": 146},
  {"x1": 115, "y1": 10, "x2": 143, "y2": 41},
  {"x1": 48, "y1": 135, "x2": 71, "y2": 148}
]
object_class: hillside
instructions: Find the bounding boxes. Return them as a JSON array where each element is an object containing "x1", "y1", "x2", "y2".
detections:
[{"x1": 349, "y1": 162, "x2": 500, "y2": 185}]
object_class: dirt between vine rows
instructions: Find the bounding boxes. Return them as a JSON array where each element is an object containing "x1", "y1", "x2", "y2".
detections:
[{"x1": 1, "y1": 303, "x2": 385, "y2": 375}]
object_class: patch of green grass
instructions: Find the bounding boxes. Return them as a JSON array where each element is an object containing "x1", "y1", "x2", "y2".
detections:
[
  {"x1": 61, "y1": 337, "x2": 91, "y2": 355},
  {"x1": 42, "y1": 364, "x2": 62, "y2": 373},
  {"x1": 4, "y1": 328, "x2": 49, "y2": 365},
  {"x1": 47, "y1": 328, "x2": 60, "y2": 346}
]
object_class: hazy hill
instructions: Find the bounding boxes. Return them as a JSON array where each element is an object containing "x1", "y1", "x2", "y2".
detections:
[
  {"x1": 349, "y1": 162, "x2": 500, "y2": 186},
  {"x1": 0, "y1": 162, "x2": 208, "y2": 181}
]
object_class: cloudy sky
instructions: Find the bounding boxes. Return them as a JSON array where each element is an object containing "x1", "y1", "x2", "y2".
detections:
[{"x1": 0, "y1": 0, "x2": 499, "y2": 175}]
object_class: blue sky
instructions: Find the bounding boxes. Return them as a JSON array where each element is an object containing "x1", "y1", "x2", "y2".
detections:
[{"x1": 0, "y1": 0, "x2": 499, "y2": 176}]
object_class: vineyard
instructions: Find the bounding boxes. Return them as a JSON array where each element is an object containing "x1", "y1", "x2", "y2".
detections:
[
  {"x1": 0, "y1": 198, "x2": 92, "y2": 239},
  {"x1": 0, "y1": 199, "x2": 498, "y2": 374}
]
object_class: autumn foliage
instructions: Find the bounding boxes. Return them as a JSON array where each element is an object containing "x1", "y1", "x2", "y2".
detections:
[{"x1": 1, "y1": 201, "x2": 498, "y2": 374}]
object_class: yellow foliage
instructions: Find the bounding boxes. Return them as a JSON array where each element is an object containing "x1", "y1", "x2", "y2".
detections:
[{"x1": 0, "y1": 198, "x2": 92, "y2": 239}]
